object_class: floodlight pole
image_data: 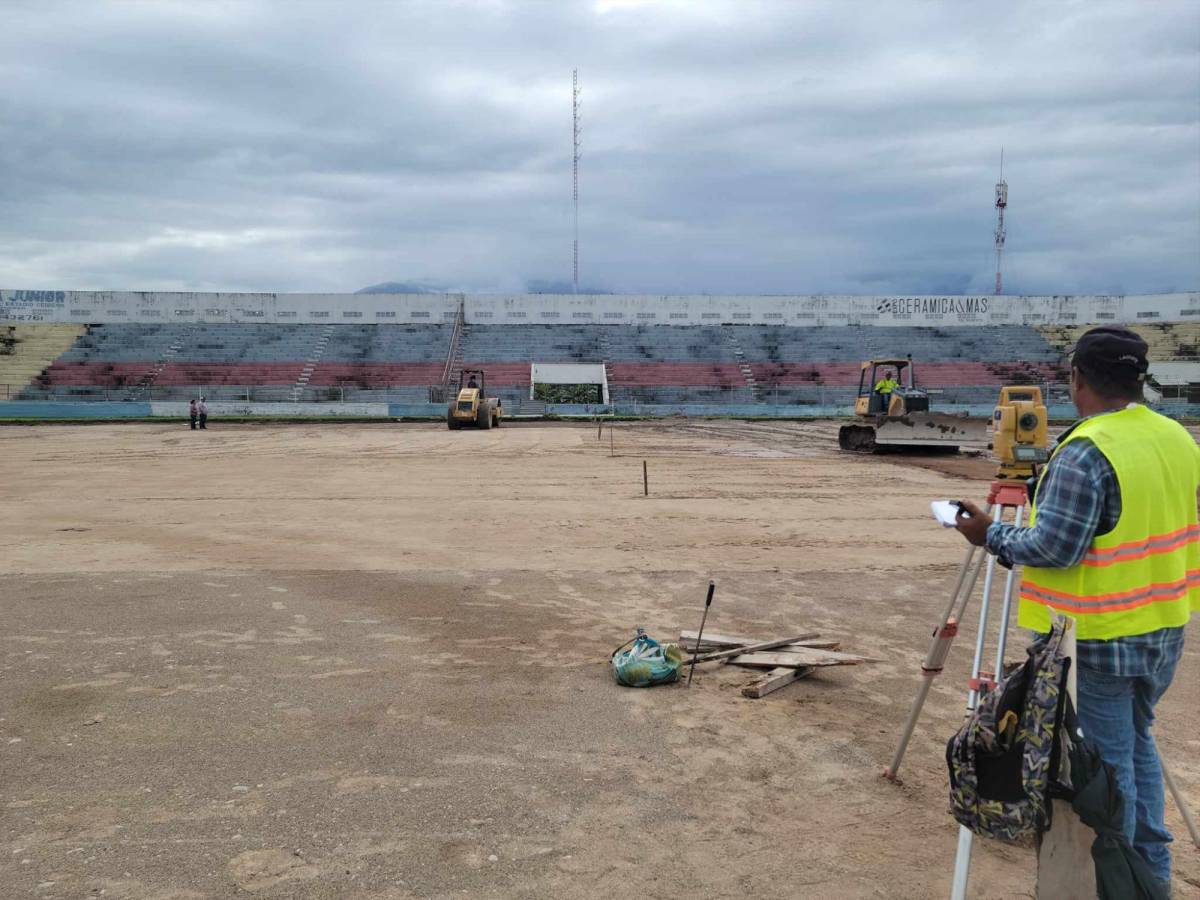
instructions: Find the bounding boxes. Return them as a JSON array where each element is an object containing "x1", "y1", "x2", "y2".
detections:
[{"x1": 572, "y1": 69, "x2": 581, "y2": 295}]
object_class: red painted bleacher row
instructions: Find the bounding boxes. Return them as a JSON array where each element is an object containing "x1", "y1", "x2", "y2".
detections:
[
  {"x1": 608, "y1": 361, "x2": 1065, "y2": 387},
  {"x1": 608, "y1": 363, "x2": 745, "y2": 387},
  {"x1": 35, "y1": 359, "x2": 1067, "y2": 389},
  {"x1": 747, "y1": 361, "x2": 1066, "y2": 386},
  {"x1": 309, "y1": 363, "x2": 444, "y2": 386},
  {"x1": 41, "y1": 361, "x2": 305, "y2": 386}
]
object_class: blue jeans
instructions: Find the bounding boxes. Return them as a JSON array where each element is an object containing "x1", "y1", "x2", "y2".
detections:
[{"x1": 1075, "y1": 651, "x2": 1182, "y2": 885}]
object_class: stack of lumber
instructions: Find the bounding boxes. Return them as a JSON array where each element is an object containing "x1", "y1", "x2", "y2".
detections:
[{"x1": 680, "y1": 629, "x2": 876, "y2": 699}]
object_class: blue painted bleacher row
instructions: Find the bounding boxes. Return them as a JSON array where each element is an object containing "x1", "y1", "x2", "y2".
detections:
[
  {"x1": 59, "y1": 323, "x2": 451, "y2": 364},
  {"x1": 458, "y1": 323, "x2": 1063, "y2": 366},
  {"x1": 458, "y1": 324, "x2": 605, "y2": 362},
  {"x1": 459, "y1": 324, "x2": 744, "y2": 362},
  {"x1": 606, "y1": 326, "x2": 739, "y2": 362},
  {"x1": 734, "y1": 325, "x2": 1062, "y2": 362},
  {"x1": 315, "y1": 323, "x2": 450, "y2": 362},
  {"x1": 48, "y1": 322, "x2": 1063, "y2": 365}
]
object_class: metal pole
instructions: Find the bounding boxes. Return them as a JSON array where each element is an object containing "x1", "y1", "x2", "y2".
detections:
[{"x1": 686, "y1": 581, "x2": 715, "y2": 686}]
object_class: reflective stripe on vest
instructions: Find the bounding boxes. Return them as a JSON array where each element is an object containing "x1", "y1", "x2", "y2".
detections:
[{"x1": 1018, "y1": 405, "x2": 1200, "y2": 640}]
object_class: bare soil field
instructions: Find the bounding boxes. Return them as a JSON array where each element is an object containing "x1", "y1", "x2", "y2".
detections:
[{"x1": 1, "y1": 420, "x2": 1196, "y2": 900}]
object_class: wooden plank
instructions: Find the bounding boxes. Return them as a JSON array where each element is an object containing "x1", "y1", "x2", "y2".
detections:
[
  {"x1": 728, "y1": 648, "x2": 873, "y2": 668},
  {"x1": 679, "y1": 630, "x2": 761, "y2": 648},
  {"x1": 784, "y1": 640, "x2": 842, "y2": 651},
  {"x1": 689, "y1": 637, "x2": 841, "y2": 654},
  {"x1": 689, "y1": 633, "x2": 820, "y2": 663},
  {"x1": 742, "y1": 666, "x2": 814, "y2": 699},
  {"x1": 680, "y1": 629, "x2": 828, "y2": 650}
]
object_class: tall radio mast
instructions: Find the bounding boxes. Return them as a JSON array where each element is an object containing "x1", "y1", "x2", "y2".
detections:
[
  {"x1": 572, "y1": 69, "x2": 581, "y2": 294},
  {"x1": 994, "y1": 149, "x2": 1008, "y2": 295}
]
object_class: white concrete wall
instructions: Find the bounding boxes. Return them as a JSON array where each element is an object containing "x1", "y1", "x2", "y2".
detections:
[
  {"x1": 3, "y1": 288, "x2": 1197, "y2": 327},
  {"x1": 1148, "y1": 361, "x2": 1200, "y2": 386},
  {"x1": 530, "y1": 363, "x2": 609, "y2": 403},
  {"x1": 530, "y1": 363, "x2": 607, "y2": 384}
]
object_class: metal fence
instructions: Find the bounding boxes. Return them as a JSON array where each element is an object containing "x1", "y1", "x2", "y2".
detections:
[{"x1": 4, "y1": 381, "x2": 1193, "y2": 409}]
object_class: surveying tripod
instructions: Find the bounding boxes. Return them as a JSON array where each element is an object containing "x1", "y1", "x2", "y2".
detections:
[{"x1": 882, "y1": 477, "x2": 1029, "y2": 900}]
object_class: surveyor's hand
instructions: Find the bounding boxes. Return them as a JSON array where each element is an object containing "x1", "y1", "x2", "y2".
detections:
[{"x1": 955, "y1": 501, "x2": 990, "y2": 547}]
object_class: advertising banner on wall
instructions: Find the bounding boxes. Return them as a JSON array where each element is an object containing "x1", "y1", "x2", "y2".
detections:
[{"x1": 2, "y1": 289, "x2": 1197, "y2": 327}]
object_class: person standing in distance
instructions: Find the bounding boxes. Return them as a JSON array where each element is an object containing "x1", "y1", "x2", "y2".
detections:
[
  {"x1": 198, "y1": 397, "x2": 208, "y2": 430},
  {"x1": 189, "y1": 398, "x2": 198, "y2": 430},
  {"x1": 955, "y1": 326, "x2": 1198, "y2": 890}
]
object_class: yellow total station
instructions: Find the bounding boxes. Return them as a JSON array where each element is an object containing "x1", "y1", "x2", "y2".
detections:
[{"x1": 991, "y1": 386, "x2": 1049, "y2": 480}]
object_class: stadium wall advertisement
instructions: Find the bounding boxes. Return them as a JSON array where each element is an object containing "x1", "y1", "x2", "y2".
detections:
[{"x1": 2, "y1": 290, "x2": 1197, "y2": 327}]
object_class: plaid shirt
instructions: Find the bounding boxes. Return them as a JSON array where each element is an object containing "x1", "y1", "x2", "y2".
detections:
[{"x1": 986, "y1": 406, "x2": 1188, "y2": 676}]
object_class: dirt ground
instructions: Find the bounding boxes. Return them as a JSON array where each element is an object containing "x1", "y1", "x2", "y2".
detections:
[{"x1": 1, "y1": 420, "x2": 1196, "y2": 900}]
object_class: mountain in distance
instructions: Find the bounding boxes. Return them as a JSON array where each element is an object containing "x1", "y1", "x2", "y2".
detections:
[
  {"x1": 355, "y1": 281, "x2": 448, "y2": 294},
  {"x1": 524, "y1": 279, "x2": 612, "y2": 294},
  {"x1": 356, "y1": 279, "x2": 613, "y2": 295}
]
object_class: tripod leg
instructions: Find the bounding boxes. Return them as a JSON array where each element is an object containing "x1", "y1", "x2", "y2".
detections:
[
  {"x1": 952, "y1": 509, "x2": 1004, "y2": 896},
  {"x1": 884, "y1": 540, "x2": 988, "y2": 781},
  {"x1": 966, "y1": 507, "x2": 1004, "y2": 710},
  {"x1": 991, "y1": 503, "x2": 1025, "y2": 678},
  {"x1": 950, "y1": 826, "x2": 974, "y2": 900},
  {"x1": 1161, "y1": 751, "x2": 1200, "y2": 848}
]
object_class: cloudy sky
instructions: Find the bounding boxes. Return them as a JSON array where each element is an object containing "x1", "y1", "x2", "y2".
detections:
[{"x1": 1, "y1": 0, "x2": 1197, "y2": 296}]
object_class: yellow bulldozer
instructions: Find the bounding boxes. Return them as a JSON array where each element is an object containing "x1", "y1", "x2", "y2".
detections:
[
  {"x1": 446, "y1": 369, "x2": 503, "y2": 430},
  {"x1": 837, "y1": 357, "x2": 986, "y2": 453}
]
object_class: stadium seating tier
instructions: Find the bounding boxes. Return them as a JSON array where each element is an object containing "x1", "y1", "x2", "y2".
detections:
[{"x1": 6, "y1": 320, "x2": 1193, "y2": 406}]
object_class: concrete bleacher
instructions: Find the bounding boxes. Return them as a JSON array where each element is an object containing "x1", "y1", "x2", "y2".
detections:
[
  {"x1": 26, "y1": 323, "x2": 451, "y2": 401},
  {"x1": 0, "y1": 324, "x2": 86, "y2": 398},
  {"x1": 1038, "y1": 323, "x2": 1200, "y2": 361},
  {"x1": 13, "y1": 318, "x2": 1198, "y2": 410},
  {"x1": 607, "y1": 326, "x2": 736, "y2": 362}
]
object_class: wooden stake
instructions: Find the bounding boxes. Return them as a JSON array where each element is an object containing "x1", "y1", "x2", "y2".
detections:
[{"x1": 643, "y1": 460, "x2": 648, "y2": 496}]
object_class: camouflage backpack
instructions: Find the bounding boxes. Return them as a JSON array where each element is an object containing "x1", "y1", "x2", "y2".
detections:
[{"x1": 945, "y1": 619, "x2": 1071, "y2": 842}]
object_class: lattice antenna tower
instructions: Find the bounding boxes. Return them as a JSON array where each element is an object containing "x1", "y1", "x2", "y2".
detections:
[
  {"x1": 994, "y1": 149, "x2": 1008, "y2": 295},
  {"x1": 572, "y1": 69, "x2": 581, "y2": 294}
]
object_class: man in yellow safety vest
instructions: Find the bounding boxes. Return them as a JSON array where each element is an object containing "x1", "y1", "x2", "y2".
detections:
[
  {"x1": 874, "y1": 370, "x2": 899, "y2": 413},
  {"x1": 955, "y1": 326, "x2": 1198, "y2": 889}
]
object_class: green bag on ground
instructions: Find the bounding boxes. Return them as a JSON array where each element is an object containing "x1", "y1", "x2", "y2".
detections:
[{"x1": 610, "y1": 630, "x2": 684, "y2": 687}]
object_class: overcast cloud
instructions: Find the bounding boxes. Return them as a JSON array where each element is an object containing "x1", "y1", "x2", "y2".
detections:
[{"x1": 1, "y1": 0, "x2": 1197, "y2": 295}]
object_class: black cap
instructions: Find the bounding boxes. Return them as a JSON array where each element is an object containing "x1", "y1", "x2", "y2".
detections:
[{"x1": 1070, "y1": 326, "x2": 1149, "y2": 382}]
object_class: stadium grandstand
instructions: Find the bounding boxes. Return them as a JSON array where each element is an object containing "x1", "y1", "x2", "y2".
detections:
[{"x1": 2, "y1": 290, "x2": 1197, "y2": 418}]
